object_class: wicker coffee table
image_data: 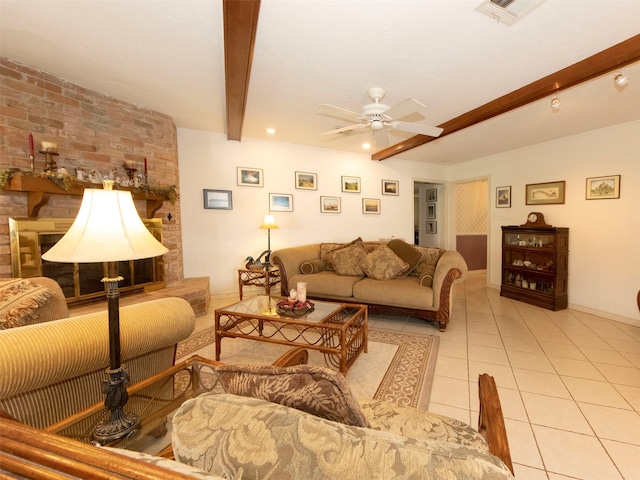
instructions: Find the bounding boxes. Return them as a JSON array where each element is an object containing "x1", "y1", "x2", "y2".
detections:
[{"x1": 215, "y1": 296, "x2": 368, "y2": 374}]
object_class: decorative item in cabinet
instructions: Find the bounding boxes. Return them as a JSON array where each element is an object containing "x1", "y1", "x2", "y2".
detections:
[{"x1": 501, "y1": 213, "x2": 568, "y2": 311}]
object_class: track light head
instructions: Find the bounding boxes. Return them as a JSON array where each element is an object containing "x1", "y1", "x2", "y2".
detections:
[{"x1": 614, "y1": 73, "x2": 628, "y2": 87}]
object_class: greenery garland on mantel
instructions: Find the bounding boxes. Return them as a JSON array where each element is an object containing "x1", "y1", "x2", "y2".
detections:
[{"x1": 0, "y1": 169, "x2": 179, "y2": 204}]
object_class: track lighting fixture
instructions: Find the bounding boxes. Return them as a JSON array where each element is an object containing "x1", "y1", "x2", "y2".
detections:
[
  {"x1": 550, "y1": 96, "x2": 560, "y2": 111},
  {"x1": 614, "y1": 72, "x2": 628, "y2": 87}
]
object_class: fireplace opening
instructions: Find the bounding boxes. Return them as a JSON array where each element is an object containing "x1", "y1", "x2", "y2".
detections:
[{"x1": 10, "y1": 218, "x2": 165, "y2": 305}]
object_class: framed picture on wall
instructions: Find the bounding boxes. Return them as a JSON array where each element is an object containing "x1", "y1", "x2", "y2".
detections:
[
  {"x1": 269, "y1": 193, "x2": 293, "y2": 212},
  {"x1": 426, "y1": 189, "x2": 437, "y2": 202},
  {"x1": 320, "y1": 196, "x2": 341, "y2": 213},
  {"x1": 341, "y1": 176, "x2": 361, "y2": 193},
  {"x1": 585, "y1": 175, "x2": 620, "y2": 199},
  {"x1": 203, "y1": 189, "x2": 232, "y2": 210},
  {"x1": 237, "y1": 167, "x2": 263, "y2": 187},
  {"x1": 526, "y1": 180, "x2": 565, "y2": 205},
  {"x1": 381, "y1": 179, "x2": 399, "y2": 195},
  {"x1": 362, "y1": 198, "x2": 380, "y2": 214},
  {"x1": 426, "y1": 203, "x2": 436, "y2": 219},
  {"x1": 496, "y1": 186, "x2": 511, "y2": 208},
  {"x1": 426, "y1": 221, "x2": 437, "y2": 234},
  {"x1": 295, "y1": 171, "x2": 317, "y2": 190}
]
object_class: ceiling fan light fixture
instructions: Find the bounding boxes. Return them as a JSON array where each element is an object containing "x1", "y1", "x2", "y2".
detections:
[
  {"x1": 362, "y1": 143, "x2": 371, "y2": 150},
  {"x1": 614, "y1": 72, "x2": 628, "y2": 87}
]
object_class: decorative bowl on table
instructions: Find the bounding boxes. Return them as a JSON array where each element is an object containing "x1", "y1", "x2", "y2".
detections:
[{"x1": 276, "y1": 300, "x2": 315, "y2": 317}]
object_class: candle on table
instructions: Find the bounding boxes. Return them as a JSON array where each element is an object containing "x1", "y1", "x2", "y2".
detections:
[
  {"x1": 28, "y1": 133, "x2": 34, "y2": 157},
  {"x1": 296, "y1": 282, "x2": 307, "y2": 303}
]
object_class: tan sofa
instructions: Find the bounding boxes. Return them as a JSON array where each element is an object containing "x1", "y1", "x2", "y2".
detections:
[
  {"x1": 272, "y1": 240, "x2": 468, "y2": 331},
  {"x1": 0, "y1": 277, "x2": 196, "y2": 432}
]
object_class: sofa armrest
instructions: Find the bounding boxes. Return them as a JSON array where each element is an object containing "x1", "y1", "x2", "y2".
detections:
[
  {"x1": 431, "y1": 250, "x2": 468, "y2": 310},
  {"x1": 272, "y1": 244, "x2": 321, "y2": 294},
  {"x1": 0, "y1": 298, "x2": 195, "y2": 399}
]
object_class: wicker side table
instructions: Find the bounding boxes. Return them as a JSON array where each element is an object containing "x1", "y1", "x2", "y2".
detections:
[{"x1": 237, "y1": 268, "x2": 281, "y2": 300}]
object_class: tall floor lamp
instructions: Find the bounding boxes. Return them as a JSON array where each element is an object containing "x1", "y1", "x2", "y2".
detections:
[
  {"x1": 260, "y1": 214, "x2": 279, "y2": 270},
  {"x1": 42, "y1": 180, "x2": 168, "y2": 443}
]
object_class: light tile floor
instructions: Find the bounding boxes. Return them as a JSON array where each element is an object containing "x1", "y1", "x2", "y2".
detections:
[{"x1": 202, "y1": 273, "x2": 640, "y2": 479}]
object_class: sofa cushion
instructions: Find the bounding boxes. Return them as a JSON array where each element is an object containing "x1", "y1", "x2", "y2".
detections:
[
  {"x1": 412, "y1": 246, "x2": 445, "y2": 277},
  {"x1": 359, "y1": 245, "x2": 409, "y2": 280},
  {"x1": 388, "y1": 239, "x2": 422, "y2": 274},
  {"x1": 215, "y1": 364, "x2": 369, "y2": 427},
  {"x1": 331, "y1": 241, "x2": 367, "y2": 276},
  {"x1": 0, "y1": 279, "x2": 54, "y2": 329},
  {"x1": 172, "y1": 393, "x2": 515, "y2": 480},
  {"x1": 419, "y1": 264, "x2": 437, "y2": 287},
  {"x1": 290, "y1": 272, "x2": 362, "y2": 298},
  {"x1": 319, "y1": 237, "x2": 362, "y2": 271},
  {"x1": 354, "y1": 276, "x2": 434, "y2": 310},
  {"x1": 300, "y1": 259, "x2": 326, "y2": 274}
]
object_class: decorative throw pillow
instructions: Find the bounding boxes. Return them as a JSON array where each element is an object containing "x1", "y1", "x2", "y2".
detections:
[
  {"x1": 300, "y1": 259, "x2": 326, "y2": 274},
  {"x1": 419, "y1": 264, "x2": 436, "y2": 287},
  {"x1": 412, "y1": 247, "x2": 445, "y2": 277},
  {"x1": 387, "y1": 239, "x2": 423, "y2": 275},
  {"x1": 0, "y1": 279, "x2": 53, "y2": 329},
  {"x1": 331, "y1": 241, "x2": 367, "y2": 276},
  {"x1": 319, "y1": 237, "x2": 362, "y2": 272},
  {"x1": 359, "y1": 246, "x2": 410, "y2": 280},
  {"x1": 215, "y1": 364, "x2": 370, "y2": 427}
]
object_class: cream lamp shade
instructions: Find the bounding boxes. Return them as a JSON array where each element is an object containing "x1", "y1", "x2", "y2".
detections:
[
  {"x1": 42, "y1": 184, "x2": 168, "y2": 263},
  {"x1": 260, "y1": 214, "x2": 279, "y2": 230}
]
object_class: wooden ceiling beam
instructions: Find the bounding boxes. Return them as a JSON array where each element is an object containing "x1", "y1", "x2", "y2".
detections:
[
  {"x1": 223, "y1": 0, "x2": 261, "y2": 141},
  {"x1": 373, "y1": 34, "x2": 640, "y2": 161}
]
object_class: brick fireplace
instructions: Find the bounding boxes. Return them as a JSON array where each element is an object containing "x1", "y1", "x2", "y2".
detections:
[{"x1": 0, "y1": 58, "x2": 185, "y2": 287}]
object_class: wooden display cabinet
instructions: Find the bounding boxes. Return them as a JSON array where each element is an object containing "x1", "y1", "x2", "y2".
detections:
[{"x1": 501, "y1": 219, "x2": 568, "y2": 311}]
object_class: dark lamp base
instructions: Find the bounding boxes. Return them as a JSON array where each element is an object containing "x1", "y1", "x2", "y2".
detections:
[{"x1": 92, "y1": 366, "x2": 139, "y2": 444}]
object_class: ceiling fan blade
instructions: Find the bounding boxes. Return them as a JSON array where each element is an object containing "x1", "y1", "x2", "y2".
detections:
[
  {"x1": 393, "y1": 121, "x2": 444, "y2": 138},
  {"x1": 320, "y1": 124, "x2": 367, "y2": 135},
  {"x1": 372, "y1": 128, "x2": 389, "y2": 147},
  {"x1": 383, "y1": 98, "x2": 426, "y2": 120},
  {"x1": 317, "y1": 104, "x2": 364, "y2": 120}
]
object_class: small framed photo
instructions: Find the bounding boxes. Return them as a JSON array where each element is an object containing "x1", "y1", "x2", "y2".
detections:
[
  {"x1": 203, "y1": 189, "x2": 232, "y2": 210},
  {"x1": 362, "y1": 198, "x2": 380, "y2": 214},
  {"x1": 295, "y1": 171, "x2": 317, "y2": 190},
  {"x1": 426, "y1": 221, "x2": 437, "y2": 234},
  {"x1": 586, "y1": 175, "x2": 620, "y2": 200},
  {"x1": 269, "y1": 193, "x2": 293, "y2": 212},
  {"x1": 382, "y1": 179, "x2": 399, "y2": 195},
  {"x1": 426, "y1": 189, "x2": 437, "y2": 202},
  {"x1": 496, "y1": 186, "x2": 511, "y2": 208},
  {"x1": 341, "y1": 176, "x2": 361, "y2": 193},
  {"x1": 320, "y1": 196, "x2": 341, "y2": 213},
  {"x1": 237, "y1": 167, "x2": 263, "y2": 187},
  {"x1": 426, "y1": 203, "x2": 436, "y2": 219},
  {"x1": 526, "y1": 181, "x2": 565, "y2": 205}
]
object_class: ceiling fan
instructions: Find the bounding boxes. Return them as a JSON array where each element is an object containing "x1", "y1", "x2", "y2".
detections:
[{"x1": 319, "y1": 87, "x2": 443, "y2": 147}]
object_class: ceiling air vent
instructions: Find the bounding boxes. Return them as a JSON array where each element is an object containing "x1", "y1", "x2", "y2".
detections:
[{"x1": 475, "y1": 0, "x2": 546, "y2": 26}]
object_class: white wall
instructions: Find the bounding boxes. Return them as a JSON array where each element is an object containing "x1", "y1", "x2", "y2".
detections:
[
  {"x1": 449, "y1": 121, "x2": 640, "y2": 324},
  {"x1": 177, "y1": 129, "x2": 449, "y2": 295}
]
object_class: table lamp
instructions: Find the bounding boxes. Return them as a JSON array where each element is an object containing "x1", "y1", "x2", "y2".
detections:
[
  {"x1": 42, "y1": 180, "x2": 168, "y2": 443},
  {"x1": 259, "y1": 214, "x2": 279, "y2": 270}
]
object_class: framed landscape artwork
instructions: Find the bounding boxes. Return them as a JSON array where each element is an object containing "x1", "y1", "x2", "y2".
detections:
[
  {"x1": 381, "y1": 179, "x2": 399, "y2": 195},
  {"x1": 585, "y1": 175, "x2": 620, "y2": 200},
  {"x1": 320, "y1": 196, "x2": 341, "y2": 213},
  {"x1": 203, "y1": 189, "x2": 232, "y2": 210},
  {"x1": 341, "y1": 176, "x2": 361, "y2": 193},
  {"x1": 269, "y1": 193, "x2": 293, "y2": 212},
  {"x1": 496, "y1": 186, "x2": 511, "y2": 208},
  {"x1": 237, "y1": 167, "x2": 263, "y2": 187},
  {"x1": 295, "y1": 171, "x2": 317, "y2": 190},
  {"x1": 525, "y1": 181, "x2": 565, "y2": 205},
  {"x1": 362, "y1": 198, "x2": 380, "y2": 214}
]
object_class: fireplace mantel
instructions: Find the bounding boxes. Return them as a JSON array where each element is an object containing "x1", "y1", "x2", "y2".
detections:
[{"x1": 5, "y1": 173, "x2": 167, "y2": 218}]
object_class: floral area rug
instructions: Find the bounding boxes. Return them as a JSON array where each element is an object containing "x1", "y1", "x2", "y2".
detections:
[{"x1": 175, "y1": 326, "x2": 439, "y2": 410}]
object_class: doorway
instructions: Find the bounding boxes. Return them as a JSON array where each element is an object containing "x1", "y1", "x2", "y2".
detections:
[
  {"x1": 454, "y1": 179, "x2": 488, "y2": 271},
  {"x1": 413, "y1": 181, "x2": 444, "y2": 247}
]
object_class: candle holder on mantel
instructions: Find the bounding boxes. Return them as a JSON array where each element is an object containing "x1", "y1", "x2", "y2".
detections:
[
  {"x1": 39, "y1": 150, "x2": 59, "y2": 172},
  {"x1": 123, "y1": 162, "x2": 137, "y2": 182}
]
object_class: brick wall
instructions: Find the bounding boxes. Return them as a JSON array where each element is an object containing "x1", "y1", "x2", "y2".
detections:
[{"x1": 0, "y1": 58, "x2": 184, "y2": 284}]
